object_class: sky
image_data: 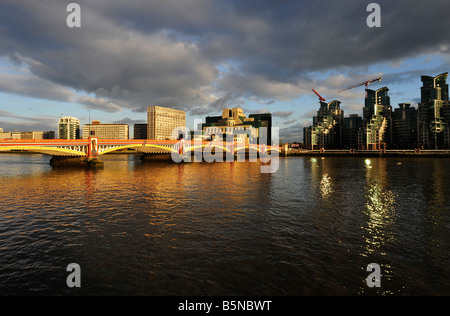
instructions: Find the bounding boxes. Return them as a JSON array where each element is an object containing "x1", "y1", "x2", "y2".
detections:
[{"x1": 0, "y1": 0, "x2": 450, "y2": 142}]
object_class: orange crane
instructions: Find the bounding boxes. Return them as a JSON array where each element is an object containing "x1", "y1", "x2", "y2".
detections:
[
  {"x1": 337, "y1": 76, "x2": 383, "y2": 93},
  {"x1": 312, "y1": 89, "x2": 326, "y2": 103}
]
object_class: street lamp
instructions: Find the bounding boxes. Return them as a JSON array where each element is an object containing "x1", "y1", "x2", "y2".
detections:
[{"x1": 87, "y1": 110, "x2": 91, "y2": 139}]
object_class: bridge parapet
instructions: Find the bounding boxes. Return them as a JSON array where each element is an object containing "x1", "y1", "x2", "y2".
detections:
[{"x1": 0, "y1": 138, "x2": 282, "y2": 165}]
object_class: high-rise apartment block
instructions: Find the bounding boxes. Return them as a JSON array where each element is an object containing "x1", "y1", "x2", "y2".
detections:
[
  {"x1": 147, "y1": 106, "x2": 186, "y2": 140},
  {"x1": 418, "y1": 72, "x2": 450, "y2": 149},
  {"x1": 309, "y1": 100, "x2": 344, "y2": 149},
  {"x1": 303, "y1": 78, "x2": 429, "y2": 150},
  {"x1": 58, "y1": 117, "x2": 80, "y2": 139},
  {"x1": 358, "y1": 87, "x2": 392, "y2": 150}
]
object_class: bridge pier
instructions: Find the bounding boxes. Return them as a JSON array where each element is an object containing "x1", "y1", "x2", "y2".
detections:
[{"x1": 50, "y1": 156, "x2": 104, "y2": 169}]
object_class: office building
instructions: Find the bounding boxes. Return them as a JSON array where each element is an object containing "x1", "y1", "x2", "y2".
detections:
[
  {"x1": 82, "y1": 121, "x2": 129, "y2": 139},
  {"x1": 134, "y1": 124, "x2": 148, "y2": 140},
  {"x1": 0, "y1": 130, "x2": 55, "y2": 140},
  {"x1": 147, "y1": 106, "x2": 186, "y2": 140},
  {"x1": 0, "y1": 131, "x2": 13, "y2": 139},
  {"x1": 342, "y1": 114, "x2": 363, "y2": 149},
  {"x1": 418, "y1": 72, "x2": 449, "y2": 149},
  {"x1": 20, "y1": 131, "x2": 56, "y2": 140},
  {"x1": 248, "y1": 113, "x2": 273, "y2": 145},
  {"x1": 0, "y1": 128, "x2": 10, "y2": 139},
  {"x1": 391, "y1": 103, "x2": 418, "y2": 149},
  {"x1": 58, "y1": 117, "x2": 80, "y2": 139},
  {"x1": 303, "y1": 126, "x2": 312, "y2": 149}
]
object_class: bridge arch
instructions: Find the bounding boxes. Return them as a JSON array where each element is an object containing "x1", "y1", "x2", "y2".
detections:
[
  {"x1": 0, "y1": 146, "x2": 85, "y2": 157},
  {"x1": 235, "y1": 146, "x2": 261, "y2": 153},
  {"x1": 234, "y1": 146, "x2": 281, "y2": 153},
  {"x1": 99, "y1": 144, "x2": 178, "y2": 155},
  {"x1": 185, "y1": 144, "x2": 232, "y2": 153}
]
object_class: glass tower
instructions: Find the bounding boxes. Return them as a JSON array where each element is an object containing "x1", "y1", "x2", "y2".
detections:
[{"x1": 418, "y1": 73, "x2": 449, "y2": 149}]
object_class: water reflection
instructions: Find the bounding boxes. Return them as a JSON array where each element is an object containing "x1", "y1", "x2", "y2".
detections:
[
  {"x1": 131, "y1": 158, "x2": 274, "y2": 214},
  {"x1": 319, "y1": 174, "x2": 333, "y2": 198},
  {"x1": 427, "y1": 160, "x2": 448, "y2": 225},
  {"x1": 1, "y1": 154, "x2": 450, "y2": 295},
  {"x1": 415, "y1": 159, "x2": 450, "y2": 252},
  {"x1": 310, "y1": 158, "x2": 330, "y2": 199},
  {"x1": 309, "y1": 157, "x2": 351, "y2": 203},
  {"x1": 363, "y1": 159, "x2": 397, "y2": 257}
]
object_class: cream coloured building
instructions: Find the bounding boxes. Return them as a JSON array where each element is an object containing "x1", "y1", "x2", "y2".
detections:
[
  {"x1": 201, "y1": 108, "x2": 272, "y2": 144},
  {"x1": 0, "y1": 131, "x2": 54, "y2": 140},
  {"x1": 82, "y1": 121, "x2": 129, "y2": 139},
  {"x1": 147, "y1": 106, "x2": 186, "y2": 140}
]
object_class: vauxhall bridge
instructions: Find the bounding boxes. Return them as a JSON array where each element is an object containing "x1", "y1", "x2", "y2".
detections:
[{"x1": 0, "y1": 138, "x2": 282, "y2": 168}]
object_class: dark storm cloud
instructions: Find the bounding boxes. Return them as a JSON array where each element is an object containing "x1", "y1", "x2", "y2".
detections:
[
  {"x1": 0, "y1": 71, "x2": 74, "y2": 103},
  {"x1": 0, "y1": 0, "x2": 449, "y2": 115}
]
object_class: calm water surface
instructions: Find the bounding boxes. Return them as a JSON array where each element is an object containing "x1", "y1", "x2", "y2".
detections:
[{"x1": 0, "y1": 154, "x2": 449, "y2": 295}]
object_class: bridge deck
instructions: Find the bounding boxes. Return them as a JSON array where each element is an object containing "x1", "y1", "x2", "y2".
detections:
[{"x1": 0, "y1": 139, "x2": 281, "y2": 157}]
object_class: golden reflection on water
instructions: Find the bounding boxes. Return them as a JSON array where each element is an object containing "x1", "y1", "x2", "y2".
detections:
[
  {"x1": 129, "y1": 159, "x2": 272, "y2": 212},
  {"x1": 319, "y1": 174, "x2": 333, "y2": 198},
  {"x1": 363, "y1": 159, "x2": 397, "y2": 257},
  {"x1": 308, "y1": 157, "x2": 401, "y2": 295},
  {"x1": 310, "y1": 157, "x2": 335, "y2": 200},
  {"x1": 0, "y1": 155, "x2": 275, "y2": 245},
  {"x1": 309, "y1": 157, "x2": 398, "y2": 256},
  {"x1": 2, "y1": 154, "x2": 450, "y2": 295},
  {"x1": 0, "y1": 155, "x2": 273, "y2": 206}
]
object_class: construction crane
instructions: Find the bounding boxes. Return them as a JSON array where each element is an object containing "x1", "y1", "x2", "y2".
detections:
[
  {"x1": 337, "y1": 76, "x2": 383, "y2": 93},
  {"x1": 312, "y1": 89, "x2": 326, "y2": 103}
]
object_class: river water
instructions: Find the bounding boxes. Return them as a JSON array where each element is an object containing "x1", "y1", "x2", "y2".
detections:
[{"x1": 0, "y1": 154, "x2": 448, "y2": 296}]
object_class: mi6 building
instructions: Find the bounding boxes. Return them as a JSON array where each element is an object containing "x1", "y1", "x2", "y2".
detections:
[{"x1": 202, "y1": 108, "x2": 272, "y2": 145}]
